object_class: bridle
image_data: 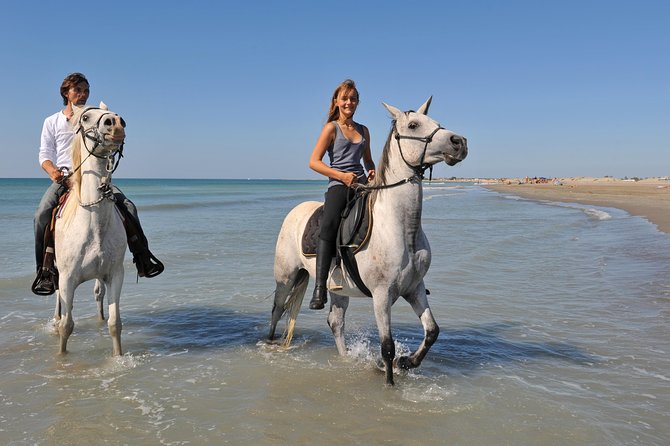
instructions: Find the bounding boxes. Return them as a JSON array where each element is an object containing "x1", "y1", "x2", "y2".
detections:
[
  {"x1": 68, "y1": 107, "x2": 126, "y2": 207},
  {"x1": 75, "y1": 107, "x2": 125, "y2": 167},
  {"x1": 356, "y1": 118, "x2": 443, "y2": 192},
  {"x1": 394, "y1": 120, "x2": 443, "y2": 179}
]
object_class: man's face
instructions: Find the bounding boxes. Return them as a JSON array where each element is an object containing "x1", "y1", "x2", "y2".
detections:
[{"x1": 66, "y1": 82, "x2": 90, "y2": 106}]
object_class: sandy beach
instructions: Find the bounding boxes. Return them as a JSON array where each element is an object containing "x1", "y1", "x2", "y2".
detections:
[{"x1": 483, "y1": 177, "x2": 670, "y2": 234}]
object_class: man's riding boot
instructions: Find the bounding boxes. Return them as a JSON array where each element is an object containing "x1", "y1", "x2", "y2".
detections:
[
  {"x1": 32, "y1": 211, "x2": 58, "y2": 296},
  {"x1": 118, "y1": 205, "x2": 164, "y2": 278},
  {"x1": 309, "y1": 239, "x2": 335, "y2": 310},
  {"x1": 127, "y1": 232, "x2": 164, "y2": 278}
]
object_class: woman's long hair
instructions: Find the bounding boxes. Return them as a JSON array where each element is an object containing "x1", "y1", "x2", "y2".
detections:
[{"x1": 326, "y1": 79, "x2": 359, "y2": 123}]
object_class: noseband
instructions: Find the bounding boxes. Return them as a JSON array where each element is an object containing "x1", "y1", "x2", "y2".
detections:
[{"x1": 394, "y1": 121, "x2": 443, "y2": 179}]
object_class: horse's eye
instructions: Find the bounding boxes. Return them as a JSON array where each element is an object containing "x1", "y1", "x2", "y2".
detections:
[
  {"x1": 82, "y1": 115, "x2": 88, "y2": 122},
  {"x1": 408, "y1": 121, "x2": 419, "y2": 130}
]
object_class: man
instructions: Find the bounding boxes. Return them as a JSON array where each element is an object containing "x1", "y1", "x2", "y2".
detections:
[{"x1": 32, "y1": 72, "x2": 163, "y2": 295}]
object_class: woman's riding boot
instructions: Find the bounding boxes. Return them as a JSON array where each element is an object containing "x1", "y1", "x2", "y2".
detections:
[{"x1": 309, "y1": 239, "x2": 334, "y2": 310}]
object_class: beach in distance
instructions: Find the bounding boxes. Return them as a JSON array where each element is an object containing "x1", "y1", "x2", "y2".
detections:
[{"x1": 440, "y1": 176, "x2": 670, "y2": 234}]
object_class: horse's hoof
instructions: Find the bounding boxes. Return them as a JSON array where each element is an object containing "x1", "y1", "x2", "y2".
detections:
[{"x1": 396, "y1": 356, "x2": 413, "y2": 370}]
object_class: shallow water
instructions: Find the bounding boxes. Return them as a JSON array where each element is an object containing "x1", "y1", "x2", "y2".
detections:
[{"x1": 1, "y1": 179, "x2": 669, "y2": 445}]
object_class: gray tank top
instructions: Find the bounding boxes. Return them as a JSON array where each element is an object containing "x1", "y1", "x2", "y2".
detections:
[{"x1": 326, "y1": 122, "x2": 366, "y2": 189}]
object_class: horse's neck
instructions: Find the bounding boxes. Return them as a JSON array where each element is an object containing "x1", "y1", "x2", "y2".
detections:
[
  {"x1": 375, "y1": 149, "x2": 425, "y2": 241},
  {"x1": 376, "y1": 177, "x2": 423, "y2": 240},
  {"x1": 78, "y1": 156, "x2": 115, "y2": 222}
]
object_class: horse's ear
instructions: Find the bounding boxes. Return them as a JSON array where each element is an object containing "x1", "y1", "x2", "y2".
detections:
[
  {"x1": 416, "y1": 96, "x2": 433, "y2": 115},
  {"x1": 383, "y1": 102, "x2": 402, "y2": 120},
  {"x1": 99, "y1": 101, "x2": 108, "y2": 110}
]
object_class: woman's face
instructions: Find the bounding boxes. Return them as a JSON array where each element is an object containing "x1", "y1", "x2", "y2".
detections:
[
  {"x1": 66, "y1": 81, "x2": 90, "y2": 106},
  {"x1": 335, "y1": 88, "x2": 359, "y2": 119}
]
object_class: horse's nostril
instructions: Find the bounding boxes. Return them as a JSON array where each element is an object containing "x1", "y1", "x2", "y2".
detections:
[
  {"x1": 104, "y1": 118, "x2": 113, "y2": 126},
  {"x1": 450, "y1": 135, "x2": 463, "y2": 146}
]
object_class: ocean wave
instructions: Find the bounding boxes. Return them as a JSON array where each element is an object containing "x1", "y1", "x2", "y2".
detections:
[
  {"x1": 582, "y1": 208, "x2": 612, "y2": 221},
  {"x1": 424, "y1": 185, "x2": 464, "y2": 191},
  {"x1": 545, "y1": 201, "x2": 613, "y2": 221},
  {"x1": 423, "y1": 193, "x2": 460, "y2": 202}
]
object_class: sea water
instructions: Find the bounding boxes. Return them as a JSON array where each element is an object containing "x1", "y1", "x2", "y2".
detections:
[{"x1": 1, "y1": 178, "x2": 668, "y2": 445}]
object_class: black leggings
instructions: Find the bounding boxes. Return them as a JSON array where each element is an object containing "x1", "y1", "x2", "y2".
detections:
[{"x1": 320, "y1": 185, "x2": 356, "y2": 244}]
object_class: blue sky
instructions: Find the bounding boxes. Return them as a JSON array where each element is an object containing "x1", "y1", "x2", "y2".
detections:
[{"x1": 1, "y1": 0, "x2": 668, "y2": 179}]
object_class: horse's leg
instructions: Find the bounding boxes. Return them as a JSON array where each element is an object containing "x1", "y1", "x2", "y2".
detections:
[
  {"x1": 106, "y1": 272, "x2": 124, "y2": 356},
  {"x1": 327, "y1": 293, "x2": 349, "y2": 356},
  {"x1": 94, "y1": 279, "x2": 106, "y2": 321},
  {"x1": 57, "y1": 285, "x2": 75, "y2": 354},
  {"x1": 373, "y1": 293, "x2": 396, "y2": 386},
  {"x1": 397, "y1": 283, "x2": 439, "y2": 370},
  {"x1": 268, "y1": 269, "x2": 309, "y2": 343},
  {"x1": 52, "y1": 292, "x2": 61, "y2": 322},
  {"x1": 268, "y1": 281, "x2": 293, "y2": 342}
]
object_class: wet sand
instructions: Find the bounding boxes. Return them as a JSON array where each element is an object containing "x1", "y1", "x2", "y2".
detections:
[{"x1": 483, "y1": 178, "x2": 670, "y2": 234}]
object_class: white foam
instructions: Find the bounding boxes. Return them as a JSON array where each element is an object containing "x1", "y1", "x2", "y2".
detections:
[
  {"x1": 401, "y1": 383, "x2": 454, "y2": 403},
  {"x1": 423, "y1": 193, "x2": 460, "y2": 202},
  {"x1": 582, "y1": 208, "x2": 612, "y2": 221}
]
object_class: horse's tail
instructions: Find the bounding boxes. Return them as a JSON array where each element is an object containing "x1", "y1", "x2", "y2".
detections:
[{"x1": 282, "y1": 268, "x2": 310, "y2": 348}]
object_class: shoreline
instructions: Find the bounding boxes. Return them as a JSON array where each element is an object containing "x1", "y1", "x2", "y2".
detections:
[{"x1": 479, "y1": 177, "x2": 670, "y2": 234}]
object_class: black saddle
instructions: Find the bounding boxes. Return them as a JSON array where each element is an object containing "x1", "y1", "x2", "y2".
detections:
[
  {"x1": 301, "y1": 191, "x2": 373, "y2": 296},
  {"x1": 301, "y1": 192, "x2": 372, "y2": 257}
]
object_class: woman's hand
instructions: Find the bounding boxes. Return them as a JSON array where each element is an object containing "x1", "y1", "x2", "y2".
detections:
[
  {"x1": 367, "y1": 169, "x2": 376, "y2": 182},
  {"x1": 340, "y1": 171, "x2": 357, "y2": 187}
]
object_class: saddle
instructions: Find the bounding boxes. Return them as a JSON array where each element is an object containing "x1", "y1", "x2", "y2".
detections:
[
  {"x1": 301, "y1": 191, "x2": 373, "y2": 297},
  {"x1": 31, "y1": 191, "x2": 164, "y2": 296}
]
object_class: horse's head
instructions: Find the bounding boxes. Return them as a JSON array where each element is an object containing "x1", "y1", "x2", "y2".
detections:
[
  {"x1": 383, "y1": 97, "x2": 468, "y2": 173},
  {"x1": 72, "y1": 101, "x2": 126, "y2": 157}
]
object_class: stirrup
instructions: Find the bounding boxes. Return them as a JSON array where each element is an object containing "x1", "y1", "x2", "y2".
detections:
[
  {"x1": 31, "y1": 268, "x2": 57, "y2": 296},
  {"x1": 133, "y1": 251, "x2": 164, "y2": 278}
]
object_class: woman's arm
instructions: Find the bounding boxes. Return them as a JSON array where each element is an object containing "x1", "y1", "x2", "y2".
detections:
[{"x1": 309, "y1": 122, "x2": 357, "y2": 187}]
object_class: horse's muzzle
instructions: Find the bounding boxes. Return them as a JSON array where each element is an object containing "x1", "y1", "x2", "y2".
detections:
[{"x1": 445, "y1": 135, "x2": 468, "y2": 166}]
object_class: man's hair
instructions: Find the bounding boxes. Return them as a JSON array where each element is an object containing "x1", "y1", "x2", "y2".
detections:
[{"x1": 60, "y1": 73, "x2": 89, "y2": 105}]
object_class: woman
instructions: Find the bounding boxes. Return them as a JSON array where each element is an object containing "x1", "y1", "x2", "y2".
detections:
[{"x1": 308, "y1": 79, "x2": 376, "y2": 309}]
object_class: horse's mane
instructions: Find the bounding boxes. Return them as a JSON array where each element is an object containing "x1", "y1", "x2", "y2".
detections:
[
  {"x1": 59, "y1": 108, "x2": 86, "y2": 225},
  {"x1": 366, "y1": 120, "x2": 395, "y2": 207}
]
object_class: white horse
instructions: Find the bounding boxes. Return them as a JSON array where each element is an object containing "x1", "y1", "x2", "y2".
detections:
[
  {"x1": 54, "y1": 103, "x2": 127, "y2": 355},
  {"x1": 268, "y1": 98, "x2": 468, "y2": 385}
]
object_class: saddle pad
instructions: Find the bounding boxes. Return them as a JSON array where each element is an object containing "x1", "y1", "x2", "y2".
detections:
[{"x1": 55, "y1": 191, "x2": 71, "y2": 220}]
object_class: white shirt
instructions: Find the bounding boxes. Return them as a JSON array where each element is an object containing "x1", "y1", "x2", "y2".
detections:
[{"x1": 38, "y1": 111, "x2": 74, "y2": 169}]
